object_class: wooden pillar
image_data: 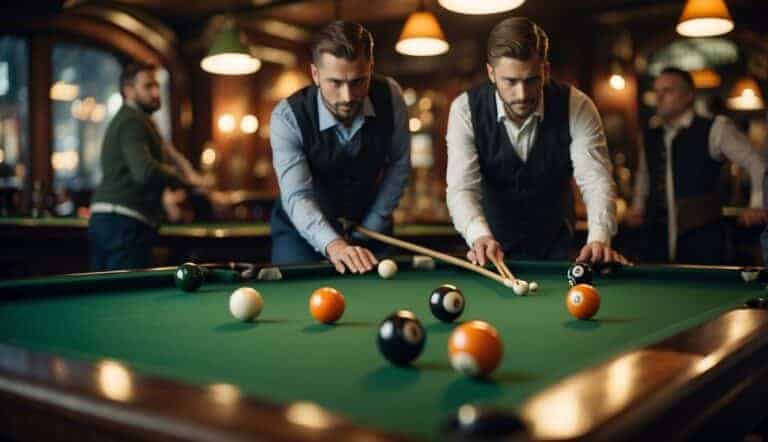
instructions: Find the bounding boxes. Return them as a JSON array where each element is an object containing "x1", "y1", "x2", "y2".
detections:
[{"x1": 28, "y1": 34, "x2": 52, "y2": 202}]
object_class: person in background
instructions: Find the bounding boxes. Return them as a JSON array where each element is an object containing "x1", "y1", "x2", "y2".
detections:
[
  {"x1": 625, "y1": 67, "x2": 767, "y2": 264},
  {"x1": 89, "y1": 61, "x2": 209, "y2": 271}
]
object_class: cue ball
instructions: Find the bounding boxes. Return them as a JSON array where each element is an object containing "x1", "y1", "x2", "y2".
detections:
[
  {"x1": 378, "y1": 259, "x2": 398, "y2": 279},
  {"x1": 567, "y1": 262, "x2": 593, "y2": 287},
  {"x1": 566, "y1": 284, "x2": 600, "y2": 320},
  {"x1": 448, "y1": 320, "x2": 503, "y2": 378},
  {"x1": 377, "y1": 310, "x2": 426, "y2": 365},
  {"x1": 429, "y1": 284, "x2": 465, "y2": 322},
  {"x1": 512, "y1": 280, "x2": 529, "y2": 296},
  {"x1": 309, "y1": 287, "x2": 345, "y2": 324},
  {"x1": 229, "y1": 287, "x2": 263, "y2": 321},
  {"x1": 529, "y1": 281, "x2": 539, "y2": 292}
]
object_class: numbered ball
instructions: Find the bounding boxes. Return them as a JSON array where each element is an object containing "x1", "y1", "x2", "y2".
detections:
[
  {"x1": 377, "y1": 310, "x2": 426, "y2": 366},
  {"x1": 429, "y1": 284, "x2": 465, "y2": 322},
  {"x1": 174, "y1": 262, "x2": 204, "y2": 292},
  {"x1": 378, "y1": 259, "x2": 398, "y2": 279},
  {"x1": 448, "y1": 320, "x2": 503, "y2": 378},
  {"x1": 309, "y1": 287, "x2": 345, "y2": 324},
  {"x1": 567, "y1": 262, "x2": 593, "y2": 287},
  {"x1": 566, "y1": 284, "x2": 601, "y2": 320},
  {"x1": 229, "y1": 287, "x2": 263, "y2": 321}
]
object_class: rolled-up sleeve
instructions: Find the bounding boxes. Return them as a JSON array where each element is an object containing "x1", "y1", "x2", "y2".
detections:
[
  {"x1": 120, "y1": 119, "x2": 181, "y2": 188},
  {"x1": 710, "y1": 115, "x2": 765, "y2": 208},
  {"x1": 568, "y1": 88, "x2": 618, "y2": 245},
  {"x1": 446, "y1": 92, "x2": 492, "y2": 247},
  {"x1": 270, "y1": 100, "x2": 340, "y2": 255}
]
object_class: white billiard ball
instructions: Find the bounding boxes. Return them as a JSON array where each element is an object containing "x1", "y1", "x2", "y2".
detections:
[
  {"x1": 512, "y1": 280, "x2": 529, "y2": 296},
  {"x1": 529, "y1": 281, "x2": 539, "y2": 292},
  {"x1": 229, "y1": 287, "x2": 263, "y2": 321},
  {"x1": 378, "y1": 259, "x2": 398, "y2": 279}
]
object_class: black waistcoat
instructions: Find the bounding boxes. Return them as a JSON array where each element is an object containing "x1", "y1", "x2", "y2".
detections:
[
  {"x1": 272, "y1": 77, "x2": 394, "y2": 234},
  {"x1": 643, "y1": 116, "x2": 720, "y2": 227},
  {"x1": 468, "y1": 80, "x2": 573, "y2": 256}
]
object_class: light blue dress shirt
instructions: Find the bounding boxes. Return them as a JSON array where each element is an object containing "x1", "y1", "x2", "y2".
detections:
[{"x1": 270, "y1": 77, "x2": 411, "y2": 256}]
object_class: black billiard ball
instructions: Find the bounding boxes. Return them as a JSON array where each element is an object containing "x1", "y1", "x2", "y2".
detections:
[
  {"x1": 174, "y1": 262, "x2": 204, "y2": 292},
  {"x1": 377, "y1": 310, "x2": 426, "y2": 366},
  {"x1": 440, "y1": 404, "x2": 526, "y2": 441},
  {"x1": 567, "y1": 262, "x2": 593, "y2": 287},
  {"x1": 429, "y1": 284, "x2": 465, "y2": 323}
]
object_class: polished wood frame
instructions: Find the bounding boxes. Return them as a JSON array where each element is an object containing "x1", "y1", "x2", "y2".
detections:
[{"x1": 1, "y1": 264, "x2": 768, "y2": 441}]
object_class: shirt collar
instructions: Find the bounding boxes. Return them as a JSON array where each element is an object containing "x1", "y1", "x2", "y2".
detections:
[
  {"x1": 652, "y1": 108, "x2": 695, "y2": 130},
  {"x1": 317, "y1": 93, "x2": 376, "y2": 132},
  {"x1": 494, "y1": 89, "x2": 545, "y2": 124}
]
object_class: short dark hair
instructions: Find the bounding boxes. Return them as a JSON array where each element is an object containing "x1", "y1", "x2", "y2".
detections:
[
  {"x1": 659, "y1": 67, "x2": 695, "y2": 91},
  {"x1": 311, "y1": 21, "x2": 374, "y2": 64},
  {"x1": 487, "y1": 17, "x2": 549, "y2": 65},
  {"x1": 119, "y1": 61, "x2": 157, "y2": 97}
]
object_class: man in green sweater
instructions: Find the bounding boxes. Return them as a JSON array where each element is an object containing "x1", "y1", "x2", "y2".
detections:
[{"x1": 89, "y1": 61, "x2": 204, "y2": 271}]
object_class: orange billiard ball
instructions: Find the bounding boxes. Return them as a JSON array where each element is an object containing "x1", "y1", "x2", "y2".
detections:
[
  {"x1": 566, "y1": 284, "x2": 601, "y2": 320},
  {"x1": 448, "y1": 320, "x2": 503, "y2": 378},
  {"x1": 309, "y1": 287, "x2": 345, "y2": 324}
]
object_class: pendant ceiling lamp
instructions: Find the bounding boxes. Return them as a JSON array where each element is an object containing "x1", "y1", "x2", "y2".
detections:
[
  {"x1": 438, "y1": 0, "x2": 525, "y2": 15},
  {"x1": 201, "y1": 23, "x2": 261, "y2": 75},
  {"x1": 676, "y1": 0, "x2": 734, "y2": 37},
  {"x1": 396, "y1": 7, "x2": 450, "y2": 56},
  {"x1": 727, "y1": 77, "x2": 764, "y2": 111}
]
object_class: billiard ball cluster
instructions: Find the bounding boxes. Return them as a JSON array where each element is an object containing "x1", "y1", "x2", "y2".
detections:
[{"x1": 175, "y1": 259, "x2": 604, "y2": 385}]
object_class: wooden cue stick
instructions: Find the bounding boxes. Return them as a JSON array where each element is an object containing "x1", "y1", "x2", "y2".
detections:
[
  {"x1": 353, "y1": 224, "x2": 510, "y2": 286},
  {"x1": 490, "y1": 256, "x2": 516, "y2": 282}
]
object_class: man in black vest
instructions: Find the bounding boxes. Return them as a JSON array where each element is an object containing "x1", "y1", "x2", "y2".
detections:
[
  {"x1": 447, "y1": 17, "x2": 627, "y2": 267},
  {"x1": 269, "y1": 21, "x2": 410, "y2": 273},
  {"x1": 625, "y1": 67, "x2": 766, "y2": 264}
]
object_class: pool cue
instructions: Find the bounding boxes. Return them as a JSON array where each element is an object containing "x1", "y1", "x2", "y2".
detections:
[
  {"x1": 352, "y1": 224, "x2": 512, "y2": 287},
  {"x1": 489, "y1": 256, "x2": 516, "y2": 282}
]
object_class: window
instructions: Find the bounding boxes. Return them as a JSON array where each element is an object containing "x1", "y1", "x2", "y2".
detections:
[
  {"x1": 51, "y1": 43, "x2": 171, "y2": 190},
  {"x1": 0, "y1": 36, "x2": 29, "y2": 192}
]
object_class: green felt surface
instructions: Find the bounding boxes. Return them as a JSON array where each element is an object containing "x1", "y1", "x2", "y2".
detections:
[{"x1": 0, "y1": 262, "x2": 759, "y2": 440}]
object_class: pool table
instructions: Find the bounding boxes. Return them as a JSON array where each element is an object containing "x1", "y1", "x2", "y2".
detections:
[{"x1": 1, "y1": 260, "x2": 768, "y2": 441}]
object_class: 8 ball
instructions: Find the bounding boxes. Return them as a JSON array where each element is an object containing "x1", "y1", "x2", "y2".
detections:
[
  {"x1": 377, "y1": 310, "x2": 426, "y2": 366},
  {"x1": 174, "y1": 262, "x2": 204, "y2": 292},
  {"x1": 567, "y1": 262, "x2": 593, "y2": 287},
  {"x1": 429, "y1": 284, "x2": 465, "y2": 323}
]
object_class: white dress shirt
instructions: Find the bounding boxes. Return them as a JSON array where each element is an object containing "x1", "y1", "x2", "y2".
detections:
[
  {"x1": 631, "y1": 109, "x2": 765, "y2": 259},
  {"x1": 446, "y1": 84, "x2": 618, "y2": 248}
]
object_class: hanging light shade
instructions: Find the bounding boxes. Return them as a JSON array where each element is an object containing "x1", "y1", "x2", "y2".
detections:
[
  {"x1": 438, "y1": 0, "x2": 525, "y2": 15},
  {"x1": 691, "y1": 68, "x2": 721, "y2": 89},
  {"x1": 727, "y1": 77, "x2": 765, "y2": 111},
  {"x1": 676, "y1": 0, "x2": 734, "y2": 37},
  {"x1": 201, "y1": 25, "x2": 261, "y2": 75},
  {"x1": 396, "y1": 11, "x2": 450, "y2": 56}
]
